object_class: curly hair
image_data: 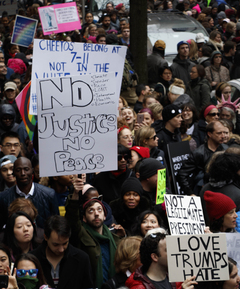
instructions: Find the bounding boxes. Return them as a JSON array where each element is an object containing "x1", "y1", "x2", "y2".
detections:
[
  {"x1": 140, "y1": 232, "x2": 166, "y2": 273},
  {"x1": 208, "y1": 153, "x2": 240, "y2": 183}
]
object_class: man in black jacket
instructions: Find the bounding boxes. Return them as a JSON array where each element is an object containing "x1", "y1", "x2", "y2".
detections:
[
  {"x1": 177, "y1": 121, "x2": 229, "y2": 195},
  {"x1": 31, "y1": 215, "x2": 93, "y2": 289},
  {"x1": 0, "y1": 157, "x2": 59, "y2": 229}
]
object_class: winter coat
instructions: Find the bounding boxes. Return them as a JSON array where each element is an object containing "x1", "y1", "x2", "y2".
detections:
[
  {"x1": 186, "y1": 78, "x2": 211, "y2": 114},
  {"x1": 125, "y1": 267, "x2": 156, "y2": 289},
  {"x1": 171, "y1": 55, "x2": 195, "y2": 86},
  {"x1": 93, "y1": 168, "x2": 135, "y2": 204},
  {"x1": 205, "y1": 65, "x2": 230, "y2": 88},
  {"x1": 31, "y1": 241, "x2": 93, "y2": 289},
  {"x1": 65, "y1": 197, "x2": 120, "y2": 289},
  {"x1": 0, "y1": 183, "x2": 59, "y2": 229},
  {"x1": 192, "y1": 119, "x2": 207, "y2": 147},
  {"x1": 147, "y1": 52, "x2": 168, "y2": 88},
  {"x1": 177, "y1": 142, "x2": 228, "y2": 195}
]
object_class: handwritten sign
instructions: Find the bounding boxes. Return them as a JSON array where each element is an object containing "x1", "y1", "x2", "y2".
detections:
[
  {"x1": 37, "y1": 73, "x2": 117, "y2": 177},
  {"x1": 31, "y1": 39, "x2": 127, "y2": 115},
  {"x1": 167, "y1": 234, "x2": 229, "y2": 282},
  {"x1": 38, "y1": 2, "x2": 81, "y2": 35},
  {"x1": 156, "y1": 168, "x2": 166, "y2": 204},
  {"x1": 226, "y1": 233, "x2": 240, "y2": 274},
  {"x1": 0, "y1": 0, "x2": 17, "y2": 15},
  {"x1": 11, "y1": 16, "x2": 38, "y2": 48},
  {"x1": 167, "y1": 142, "x2": 191, "y2": 194},
  {"x1": 165, "y1": 195, "x2": 205, "y2": 235}
]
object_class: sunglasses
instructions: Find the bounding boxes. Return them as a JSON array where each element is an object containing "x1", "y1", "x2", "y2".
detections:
[
  {"x1": 118, "y1": 154, "x2": 129, "y2": 161},
  {"x1": 147, "y1": 135, "x2": 158, "y2": 140},
  {"x1": 17, "y1": 269, "x2": 38, "y2": 278},
  {"x1": 120, "y1": 106, "x2": 131, "y2": 111},
  {"x1": 208, "y1": 112, "x2": 220, "y2": 117}
]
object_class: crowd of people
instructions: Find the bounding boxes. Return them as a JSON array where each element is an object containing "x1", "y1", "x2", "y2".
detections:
[{"x1": 0, "y1": 0, "x2": 240, "y2": 288}]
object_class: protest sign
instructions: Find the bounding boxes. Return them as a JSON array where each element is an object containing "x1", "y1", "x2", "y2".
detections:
[
  {"x1": 167, "y1": 234, "x2": 229, "y2": 282},
  {"x1": 30, "y1": 39, "x2": 127, "y2": 115},
  {"x1": 38, "y1": 2, "x2": 81, "y2": 35},
  {"x1": 226, "y1": 233, "x2": 240, "y2": 274},
  {"x1": 37, "y1": 73, "x2": 117, "y2": 177},
  {"x1": 167, "y1": 141, "x2": 191, "y2": 194},
  {"x1": 165, "y1": 194, "x2": 205, "y2": 235},
  {"x1": 11, "y1": 15, "x2": 38, "y2": 48},
  {"x1": 156, "y1": 168, "x2": 166, "y2": 205},
  {"x1": 0, "y1": 0, "x2": 17, "y2": 15}
]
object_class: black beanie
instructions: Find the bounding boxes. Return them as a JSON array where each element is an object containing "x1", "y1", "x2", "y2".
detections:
[
  {"x1": 139, "y1": 158, "x2": 165, "y2": 181},
  {"x1": 162, "y1": 104, "x2": 182, "y2": 123},
  {"x1": 121, "y1": 177, "x2": 143, "y2": 198}
]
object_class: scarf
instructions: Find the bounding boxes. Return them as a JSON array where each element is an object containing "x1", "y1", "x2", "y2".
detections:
[
  {"x1": 83, "y1": 222, "x2": 117, "y2": 288},
  {"x1": 17, "y1": 276, "x2": 39, "y2": 289}
]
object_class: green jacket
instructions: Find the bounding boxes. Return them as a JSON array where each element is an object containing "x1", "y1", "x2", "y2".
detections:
[{"x1": 65, "y1": 196, "x2": 120, "y2": 288}]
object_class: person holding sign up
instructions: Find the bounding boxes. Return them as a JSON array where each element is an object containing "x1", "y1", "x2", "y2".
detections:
[{"x1": 204, "y1": 190, "x2": 237, "y2": 233}]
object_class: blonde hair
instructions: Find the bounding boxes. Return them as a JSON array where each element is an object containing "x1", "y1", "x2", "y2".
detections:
[
  {"x1": 171, "y1": 78, "x2": 185, "y2": 91},
  {"x1": 189, "y1": 39, "x2": 198, "y2": 60},
  {"x1": 135, "y1": 126, "x2": 155, "y2": 147},
  {"x1": 114, "y1": 236, "x2": 142, "y2": 273},
  {"x1": 148, "y1": 103, "x2": 163, "y2": 120}
]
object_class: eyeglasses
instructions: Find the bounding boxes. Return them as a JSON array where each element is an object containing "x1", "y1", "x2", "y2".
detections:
[
  {"x1": 182, "y1": 108, "x2": 192, "y2": 112},
  {"x1": 118, "y1": 154, "x2": 129, "y2": 161},
  {"x1": 147, "y1": 135, "x2": 158, "y2": 140},
  {"x1": 214, "y1": 56, "x2": 222, "y2": 59},
  {"x1": 2, "y1": 143, "x2": 20, "y2": 148},
  {"x1": 208, "y1": 112, "x2": 220, "y2": 117},
  {"x1": 17, "y1": 269, "x2": 38, "y2": 278}
]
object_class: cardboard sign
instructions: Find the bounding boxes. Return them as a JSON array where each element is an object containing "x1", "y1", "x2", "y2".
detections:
[
  {"x1": 165, "y1": 194, "x2": 205, "y2": 235},
  {"x1": 11, "y1": 15, "x2": 38, "y2": 48},
  {"x1": 38, "y1": 2, "x2": 81, "y2": 35},
  {"x1": 226, "y1": 233, "x2": 240, "y2": 274},
  {"x1": 167, "y1": 234, "x2": 229, "y2": 282},
  {"x1": 37, "y1": 73, "x2": 117, "y2": 177},
  {"x1": 167, "y1": 141, "x2": 191, "y2": 194},
  {"x1": 0, "y1": 0, "x2": 17, "y2": 15},
  {"x1": 30, "y1": 39, "x2": 127, "y2": 115},
  {"x1": 156, "y1": 168, "x2": 166, "y2": 204}
]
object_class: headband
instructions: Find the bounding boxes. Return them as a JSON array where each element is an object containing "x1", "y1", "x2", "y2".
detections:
[
  {"x1": 169, "y1": 85, "x2": 185, "y2": 95},
  {"x1": 204, "y1": 105, "x2": 217, "y2": 118},
  {"x1": 0, "y1": 160, "x2": 11, "y2": 168},
  {"x1": 117, "y1": 125, "x2": 129, "y2": 135}
]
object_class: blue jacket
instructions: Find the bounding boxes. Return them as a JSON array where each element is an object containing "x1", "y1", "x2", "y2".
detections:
[{"x1": 0, "y1": 183, "x2": 59, "y2": 229}]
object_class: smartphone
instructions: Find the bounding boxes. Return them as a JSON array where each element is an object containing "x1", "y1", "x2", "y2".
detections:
[
  {"x1": 137, "y1": 113, "x2": 144, "y2": 124},
  {"x1": 0, "y1": 275, "x2": 8, "y2": 288}
]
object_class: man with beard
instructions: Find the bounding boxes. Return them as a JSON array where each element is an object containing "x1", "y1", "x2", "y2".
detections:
[
  {"x1": 31, "y1": 215, "x2": 93, "y2": 289},
  {"x1": 99, "y1": 14, "x2": 114, "y2": 32},
  {"x1": 65, "y1": 190, "x2": 124, "y2": 288}
]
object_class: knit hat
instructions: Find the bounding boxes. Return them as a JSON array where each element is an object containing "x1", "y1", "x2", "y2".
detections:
[
  {"x1": 82, "y1": 199, "x2": 107, "y2": 216},
  {"x1": 195, "y1": 33, "x2": 205, "y2": 43},
  {"x1": 177, "y1": 41, "x2": 189, "y2": 50},
  {"x1": 139, "y1": 158, "x2": 164, "y2": 181},
  {"x1": 120, "y1": 177, "x2": 143, "y2": 198},
  {"x1": 130, "y1": 146, "x2": 150, "y2": 159},
  {"x1": 204, "y1": 190, "x2": 236, "y2": 221},
  {"x1": 162, "y1": 104, "x2": 182, "y2": 123},
  {"x1": 0, "y1": 155, "x2": 17, "y2": 168},
  {"x1": 210, "y1": 50, "x2": 222, "y2": 64},
  {"x1": 115, "y1": 3, "x2": 123, "y2": 10},
  {"x1": 217, "y1": 11, "x2": 226, "y2": 19},
  {"x1": 154, "y1": 40, "x2": 166, "y2": 51}
]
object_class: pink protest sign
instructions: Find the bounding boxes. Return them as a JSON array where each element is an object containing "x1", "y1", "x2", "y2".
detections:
[{"x1": 38, "y1": 2, "x2": 81, "y2": 35}]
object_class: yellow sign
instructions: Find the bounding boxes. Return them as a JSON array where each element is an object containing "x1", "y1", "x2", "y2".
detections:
[{"x1": 156, "y1": 168, "x2": 166, "y2": 204}]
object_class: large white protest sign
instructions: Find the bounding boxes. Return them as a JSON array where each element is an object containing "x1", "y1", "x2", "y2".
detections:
[
  {"x1": 167, "y1": 234, "x2": 229, "y2": 282},
  {"x1": 37, "y1": 73, "x2": 117, "y2": 177},
  {"x1": 165, "y1": 195, "x2": 205, "y2": 235},
  {"x1": 226, "y1": 233, "x2": 240, "y2": 274},
  {"x1": 31, "y1": 39, "x2": 127, "y2": 115}
]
